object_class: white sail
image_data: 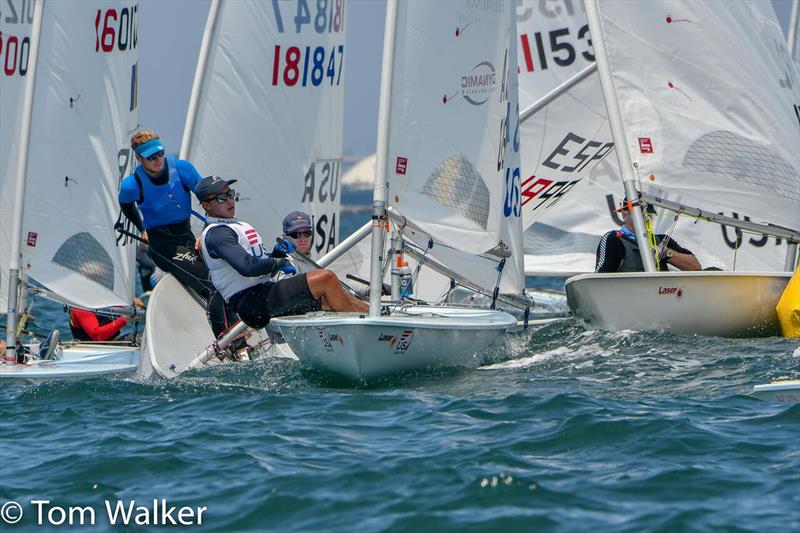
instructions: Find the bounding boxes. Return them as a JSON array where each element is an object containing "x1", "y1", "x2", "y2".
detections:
[
  {"x1": 0, "y1": 8, "x2": 34, "y2": 313},
  {"x1": 589, "y1": 0, "x2": 800, "y2": 272},
  {"x1": 385, "y1": 1, "x2": 514, "y2": 258},
  {"x1": 514, "y1": 0, "x2": 621, "y2": 275},
  {"x1": 17, "y1": 0, "x2": 138, "y2": 308},
  {"x1": 326, "y1": 3, "x2": 525, "y2": 298},
  {"x1": 182, "y1": 0, "x2": 346, "y2": 259}
]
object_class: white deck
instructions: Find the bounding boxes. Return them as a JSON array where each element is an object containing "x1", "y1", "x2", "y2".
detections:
[{"x1": 0, "y1": 344, "x2": 139, "y2": 383}]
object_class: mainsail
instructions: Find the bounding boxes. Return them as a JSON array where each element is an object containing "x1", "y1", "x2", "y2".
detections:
[
  {"x1": 587, "y1": 0, "x2": 800, "y2": 271},
  {"x1": 181, "y1": 0, "x2": 346, "y2": 259},
  {"x1": 382, "y1": 1, "x2": 524, "y2": 294},
  {"x1": 386, "y1": 2, "x2": 514, "y2": 254},
  {"x1": 11, "y1": 0, "x2": 138, "y2": 309}
]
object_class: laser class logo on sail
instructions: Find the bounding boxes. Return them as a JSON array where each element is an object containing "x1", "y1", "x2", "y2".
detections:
[{"x1": 461, "y1": 61, "x2": 496, "y2": 105}]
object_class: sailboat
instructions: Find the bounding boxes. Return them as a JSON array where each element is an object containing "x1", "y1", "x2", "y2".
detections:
[
  {"x1": 270, "y1": 0, "x2": 521, "y2": 380},
  {"x1": 563, "y1": 0, "x2": 800, "y2": 337},
  {"x1": 1, "y1": 0, "x2": 141, "y2": 381},
  {"x1": 514, "y1": 1, "x2": 794, "y2": 280},
  {"x1": 140, "y1": 0, "x2": 348, "y2": 377}
]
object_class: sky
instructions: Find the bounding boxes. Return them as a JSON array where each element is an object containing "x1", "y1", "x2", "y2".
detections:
[{"x1": 139, "y1": 0, "x2": 796, "y2": 159}]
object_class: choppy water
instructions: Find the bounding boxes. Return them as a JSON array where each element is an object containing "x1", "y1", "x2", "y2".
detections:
[{"x1": 1, "y1": 213, "x2": 798, "y2": 531}]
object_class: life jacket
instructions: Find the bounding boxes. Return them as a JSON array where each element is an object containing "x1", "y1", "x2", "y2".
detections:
[
  {"x1": 617, "y1": 232, "x2": 646, "y2": 272},
  {"x1": 617, "y1": 231, "x2": 668, "y2": 272},
  {"x1": 132, "y1": 157, "x2": 192, "y2": 229},
  {"x1": 200, "y1": 217, "x2": 273, "y2": 302}
]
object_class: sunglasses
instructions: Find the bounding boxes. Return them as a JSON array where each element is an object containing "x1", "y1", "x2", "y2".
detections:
[
  {"x1": 288, "y1": 231, "x2": 312, "y2": 239},
  {"x1": 146, "y1": 150, "x2": 165, "y2": 161},
  {"x1": 208, "y1": 189, "x2": 237, "y2": 203}
]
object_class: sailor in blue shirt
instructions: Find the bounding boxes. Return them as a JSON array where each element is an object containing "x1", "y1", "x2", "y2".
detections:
[{"x1": 118, "y1": 130, "x2": 232, "y2": 337}]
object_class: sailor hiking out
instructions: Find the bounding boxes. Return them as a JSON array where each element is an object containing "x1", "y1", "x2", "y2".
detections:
[{"x1": 197, "y1": 176, "x2": 367, "y2": 330}]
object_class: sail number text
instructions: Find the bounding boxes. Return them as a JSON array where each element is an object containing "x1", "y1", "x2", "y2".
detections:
[
  {"x1": 301, "y1": 160, "x2": 341, "y2": 253},
  {"x1": 0, "y1": 0, "x2": 33, "y2": 77},
  {"x1": 519, "y1": 25, "x2": 593, "y2": 73},
  {"x1": 271, "y1": 0, "x2": 345, "y2": 34},
  {"x1": 272, "y1": 44, "x2": 344, "y2": 87},
  {"x1": 0, "y1": 29, "x2": 29, "y2": 76},
  {"x1": 95, "y1": 6, "x2": 139, "y2": 53}
]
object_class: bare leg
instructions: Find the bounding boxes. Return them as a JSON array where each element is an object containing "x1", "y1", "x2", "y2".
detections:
[{"x1": 306, "y1": 270, "x2": 369, "y2": 313}]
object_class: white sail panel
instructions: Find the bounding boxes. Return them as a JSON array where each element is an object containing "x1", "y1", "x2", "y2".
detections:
[
  {"x1": 515, "y1": 0, "x2": 621, "y2": 275},
  {"x1": 516, "y1": 0, "x2": 595, "y2": 109},
  {"x1": 592, "y1": 0, "x2": 800, "y2": 238},
  {"x1": 184, "y1": 0, "x2": 346, "y2": 259},
  {"x1": 385, "y1": 1, "x2": 512, "y2": 256},
  {"x1": 0, "y1": 11, "x2": 33, "y2": 313},
  {"x1": 519, "y1": 72, "x2": 616, "y2": 229},
  {"x1": 20, "y1": 1, "x2": 138, "y2": 308},
  {"x1": 524, "y1": 158, "x2": 622, "y2": 275}
]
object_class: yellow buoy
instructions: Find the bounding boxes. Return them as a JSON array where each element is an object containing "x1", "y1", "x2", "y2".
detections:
[{"x1": 776, "y1": 267, "x2": 800, "y2": 338}]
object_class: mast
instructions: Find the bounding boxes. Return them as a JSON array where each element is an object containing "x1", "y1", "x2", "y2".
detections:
[
  {"x1": 584, "y1": 0, "x2": 656, "y2": 271},
  {"x1": 180, "y1": 0, "x2": 221, "y2": 159},
  {"x1": 5, "y1": 0, "x2": 44, "y2": 362},
  {"x1": 368, "y1": 0, "x2": 399, "y2": 316},
  {"x1": 789, "y1": 0, "x2": 799, "y2": 59},
  {"x1": 783, "y1": 0, "x2": 799, "y2": 270}
]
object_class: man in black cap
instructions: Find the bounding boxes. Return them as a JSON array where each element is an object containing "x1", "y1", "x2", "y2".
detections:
[
  {"x1": 595, "y1": 197, "x2": 701, "y2": 272},
  {"x1": 197, "y1": 177, "x2": 368, "y2": 330}
]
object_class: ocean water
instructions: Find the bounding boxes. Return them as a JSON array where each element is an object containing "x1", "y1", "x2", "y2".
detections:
[{"x1": 1, "y1": 213, "x2": 798, "y2": 531}]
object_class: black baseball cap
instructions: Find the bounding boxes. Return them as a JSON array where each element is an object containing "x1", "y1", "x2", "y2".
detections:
[{"x1": 195, "y1": 175, "x2": 238, "y2": 202}]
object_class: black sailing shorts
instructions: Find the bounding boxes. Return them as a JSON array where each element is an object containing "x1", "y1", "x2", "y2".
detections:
[{"x1": 231, "y1": 274, "x2": 322, "y2": 330}]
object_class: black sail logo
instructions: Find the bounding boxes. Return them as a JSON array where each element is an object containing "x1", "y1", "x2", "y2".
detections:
[{"x1": 461, "y1": 61, "x2": 496, "y2": 106}]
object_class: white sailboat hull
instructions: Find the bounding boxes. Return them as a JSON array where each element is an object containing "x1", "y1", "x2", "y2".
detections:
[
  {"x1": 272, "y1": 306, "x2": 517, "y2": 381},
  {"x1": 139, "y1": 274, "x2": 298, "y2": 379},
  {"x1": 0, "y1": 345, "x2": 139, "y2": 383},
  {"x1": 139, "y1": 274, "x2": 216, "y2": 379},
  {"x1": 565, "y1": 271, "x2": 790, "y2": 337},
  {"x1": 752, "y1": 381, "x2": 800, "y2": 403}
]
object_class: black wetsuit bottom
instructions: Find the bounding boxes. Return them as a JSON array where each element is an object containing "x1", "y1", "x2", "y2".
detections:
[{"x1": 229, "y1": 274, "x2": 321, "y2": 330}]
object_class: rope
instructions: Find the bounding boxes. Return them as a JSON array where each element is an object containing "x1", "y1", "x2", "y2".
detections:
[
  {"x1": 115, "y1": 226, "x2": 212, "y2": 286},
  {"x1": 491, "y1": 257, "x2": 506, "y2": 309},
  {"x1": 409, "y1": 238, "x2": 434, "y2": 297},
  {"x1": 653, "y1": 211, "x2": 679, "y2": 266}
]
